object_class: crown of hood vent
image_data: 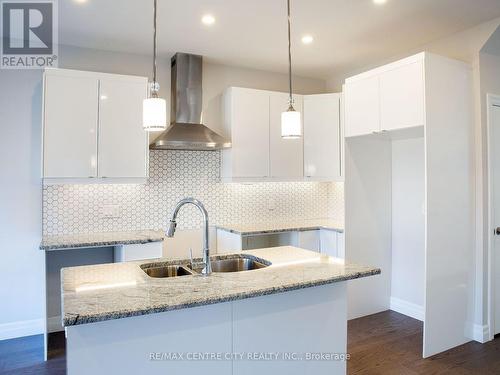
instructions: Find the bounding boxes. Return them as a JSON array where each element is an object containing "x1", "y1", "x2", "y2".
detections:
[{"x1": 150, "y1": 53, "x2": 231, "y2": 151}]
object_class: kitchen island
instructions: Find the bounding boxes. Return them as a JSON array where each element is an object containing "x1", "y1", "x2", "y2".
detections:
[{"x1": 62, "y1": 246, "x2": 379, "y2": 375}]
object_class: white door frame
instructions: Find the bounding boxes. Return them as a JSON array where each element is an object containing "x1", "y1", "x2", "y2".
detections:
[{"x1": 487, "y1": 93, "x2": 500, "y2": 341}]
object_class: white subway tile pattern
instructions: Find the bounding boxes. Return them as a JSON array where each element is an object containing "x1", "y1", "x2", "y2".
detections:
[{"x1": 43, "y1": 151, "x2": 343, "y2": 235}]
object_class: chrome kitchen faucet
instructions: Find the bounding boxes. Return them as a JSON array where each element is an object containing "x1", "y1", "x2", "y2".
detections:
[{"x1": 166, "y1": 198, "x2": 212, "y2": 275}]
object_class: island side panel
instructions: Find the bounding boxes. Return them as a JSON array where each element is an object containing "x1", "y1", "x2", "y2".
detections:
[
  {"x1": 66, "y1": 302, "x2": 233, "y2": 375},
  {"x1": 232, "y1": 283, "x2": 347, "y2": 375}
]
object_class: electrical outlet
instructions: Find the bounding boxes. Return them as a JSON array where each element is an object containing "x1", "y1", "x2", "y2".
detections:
[{"x1": 101, "y1": 204, "x2": 121, "y2": 219}]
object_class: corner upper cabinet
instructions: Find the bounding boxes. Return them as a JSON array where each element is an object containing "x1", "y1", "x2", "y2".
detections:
[
  {"x1": 303, "y1": 93, "x2": 342, "y2": 181},
  {"x1": 344, "y1": 53, "x2": 426, "y2": 138},
  {"x1": 269, "y1": 92, "x2": 304, "y2": 179},
  {"x1": 42, "y1": 69, "x2": 149, "y2": 183},
  {"x1": 222, "y1": 87, "x2": 270, "y2": 180}
]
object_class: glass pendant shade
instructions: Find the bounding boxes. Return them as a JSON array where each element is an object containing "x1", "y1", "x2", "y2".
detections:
[
  {"x1": 281, "y1": 108, "x2": 301, "y2": 138},
  {"x1": 143, "y1": 97, "x2": 167, "y2": 132}
]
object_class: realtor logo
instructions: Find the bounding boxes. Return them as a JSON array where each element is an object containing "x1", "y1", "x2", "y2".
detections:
[{"x1": 1, "y1": 0, "x2": 58, "y2": 69}]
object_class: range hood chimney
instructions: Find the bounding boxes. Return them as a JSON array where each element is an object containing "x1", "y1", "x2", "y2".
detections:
[{"x1": 150, "y1": 53, "x2": 231, "y2": 151}]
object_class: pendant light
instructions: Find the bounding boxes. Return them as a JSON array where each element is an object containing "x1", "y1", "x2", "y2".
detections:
[
  {"x1": 143, "y1": 0, "x2": 167, "y2": 131},
  {"x1": 281, "y1": 0, "x2": 301, "y2": 139}
]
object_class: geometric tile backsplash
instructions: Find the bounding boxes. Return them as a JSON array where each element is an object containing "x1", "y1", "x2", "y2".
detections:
[{"x1": 43, "y1": 150, "x2": 344, "y2": 236}]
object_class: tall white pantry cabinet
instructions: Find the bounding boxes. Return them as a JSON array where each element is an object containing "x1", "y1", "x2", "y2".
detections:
[
  {"x1": 343, "y1": 52, "x2": 475, "y2": 358},
  {"x1": 42, "y1": 68, "x2": 149, "y2": 183}
]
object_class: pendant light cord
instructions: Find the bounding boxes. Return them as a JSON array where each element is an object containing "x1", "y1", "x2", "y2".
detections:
[
  {"x1": 287, "y1": 0, "x2": 293, "y2": 109},
  {"x1": 152, "y1": 0, "x2": 158, "y2": 97}
]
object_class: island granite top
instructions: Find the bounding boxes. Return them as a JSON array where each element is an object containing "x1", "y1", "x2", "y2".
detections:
[
  {"x1": 61, "y1": 246, "x2": 379, "y2": 327},
  {"x1": 215, "y1": 219, "x2": 344, "y2": 235},
  {"x1": 40, "y1": 230, "x2": 165, "y2": 251}
]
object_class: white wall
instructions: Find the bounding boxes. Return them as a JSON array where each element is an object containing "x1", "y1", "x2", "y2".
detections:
[
  {"x1": 0, "y1": 45, "x2": 327, "y2": 339},
  {"x1": 0, "y1": 69, "x2": 45, "y2": 339},
  {"x1": 390, "y1": 137, "x2": 425, "y2": 317}
]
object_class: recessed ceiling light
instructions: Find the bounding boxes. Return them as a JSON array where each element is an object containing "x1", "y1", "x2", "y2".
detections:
[
  {"x1": 74, "y1": 0, "x2": 88, "y2": 4},
  {"x1": 201, "y1": 14, "x2": 215, "y2": 25},
  {"x1": 301, "y1": 35, "x2": 314, "y2": 44},
  {"x1": 373, "y1": 0, "x2": 387, "y2": 4}
]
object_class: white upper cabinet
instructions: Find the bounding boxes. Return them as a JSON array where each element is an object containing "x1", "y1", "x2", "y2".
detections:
[
  {"x1": 269, "y1": 92, "x2": 304, "y2": 179},
  {"x1": 379, "y1": 61, "x2": 424, "y2": 131},
  {"x1": 222, "y1": 87, "x2": 342, "y2": 182},
  {"x1": 42, "y1": 69, "x2": 149, "y2": 183},
  {"x1": 43, "y1": 74, "x2": 99, "y2": 178},
  {"x1": 344, "y1": 54, "x2": 426, "y2": 138},
  {"x1": 344, "y1": 75, "x2": 380, "y2": 137},
  {"x1": 222, "y1": 87, "x2": 270, "y2": 179},
  {"x1": 98, "y1": 78, "x2": 148, "y2": 178},
  {"x1": 303, "y1": 94, "x2": 341, "y2": 180}
]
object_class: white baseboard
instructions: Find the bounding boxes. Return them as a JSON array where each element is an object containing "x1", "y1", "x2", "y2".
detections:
[
  {"x1": 47, "y1": 315, "x2": 64, "y2": 333},
  {"x1": 0, "y1": 319, "x2": 44, "y2": 341},
  {"x1": 468, "y1": 323, "x2": 490, "y2": 343},
  {"x1": 390, "y1": 297, "x2": 424, "y2": 321}
]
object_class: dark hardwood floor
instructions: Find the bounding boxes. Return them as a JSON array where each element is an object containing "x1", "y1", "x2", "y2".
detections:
[
  {"x1": 348, "y1": 311, "x2": 500, "y2": 374},
  {"x1": 1, "y1": 310, "x2": 499, "y2": 374}
]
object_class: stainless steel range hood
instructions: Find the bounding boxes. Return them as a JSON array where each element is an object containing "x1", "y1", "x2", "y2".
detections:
[{"x1": 150, "y1": 53, "x2": 231, "y2": 151}]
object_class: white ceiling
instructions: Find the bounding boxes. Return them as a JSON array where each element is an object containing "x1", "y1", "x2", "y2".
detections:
[{"x1": 60, "y1": 0, "x2": 500, "y2": 79}]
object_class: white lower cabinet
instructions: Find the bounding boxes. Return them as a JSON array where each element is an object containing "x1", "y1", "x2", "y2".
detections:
[
  {"x1": 66, "y1": 284, "x2": 347, "y2": 375},
  {"x1": 43, "y1": 69, "x2": 149, "y2": 183},
  {"x1": 216, "y1": 228, "x2": 344, "y2": 257},
  {"x1": 319, "y1": 230, "x2": 338, "y2": 257},
  {"x1": 295, "y1": 230, "x2": 320, "y2": 252},
  {"x1": 113, "y1": 242, "x2": 163, "y2": 262},
  {"x1": 232, "y1": 284, "x2": 347, "y2": 375}
]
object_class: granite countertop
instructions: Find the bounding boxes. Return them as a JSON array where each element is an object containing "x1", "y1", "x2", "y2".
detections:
[
  {"x1": 215, "y1": 219, "x2": 344, "y2": 235},
  {"x1": 61, "y1": 246, "x2": 379, "y2": 326},
  {"x1": 40, "y1": 230, "x2": 165, "y2": 251}
]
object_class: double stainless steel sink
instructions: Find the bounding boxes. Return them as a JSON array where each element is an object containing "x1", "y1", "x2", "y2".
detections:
[{"x1": 141, "y1": 255, "x2": 269, "y2": 278}]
